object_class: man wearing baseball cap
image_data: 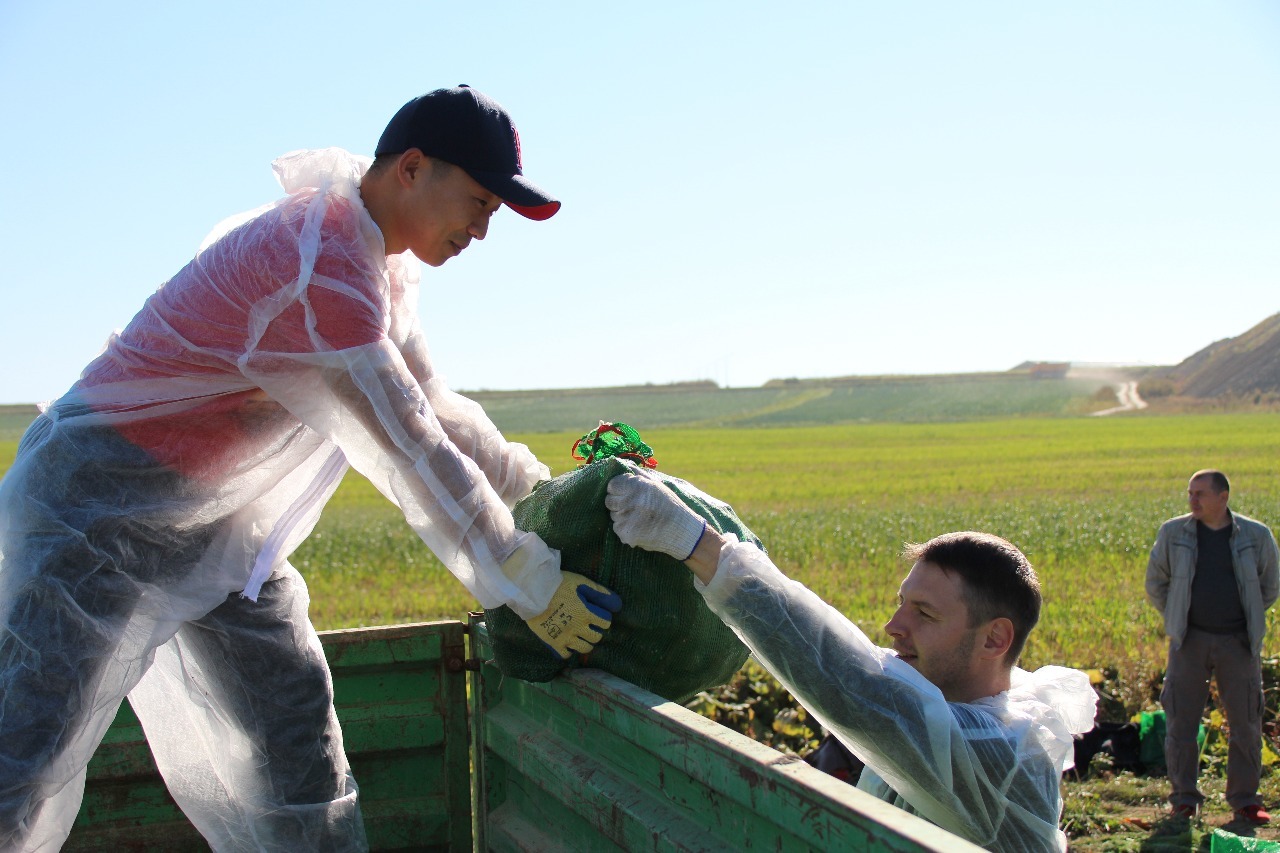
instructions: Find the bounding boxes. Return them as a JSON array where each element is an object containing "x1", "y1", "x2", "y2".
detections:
[
  {"x1": 0, "y1": 85, "x2": 616, "y2": 851},
  {"x1": 371, "y1": 83, "x2": 561, "y2": 222}
]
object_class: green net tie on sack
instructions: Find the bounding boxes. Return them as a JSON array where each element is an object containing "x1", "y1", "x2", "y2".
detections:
[
  {"x1": 484, "y1": 423, "x2": 762, "y2": 703},
  {"x1": 570, "y1": 421, "x2": 658, "y2": 469}
]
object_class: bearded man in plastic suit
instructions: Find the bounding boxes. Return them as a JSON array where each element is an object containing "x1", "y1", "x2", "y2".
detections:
[
  {"x1": 0, "y1": 85, "x2": 620, "y2": 852},
  {"x1": 606, "y1": 468, "x2": 1097, "y2": 853}
]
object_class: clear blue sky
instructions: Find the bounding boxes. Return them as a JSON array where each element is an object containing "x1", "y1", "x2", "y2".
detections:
[{"x1": 2, "y1": 2, "x2": 1277, "y2": 403}]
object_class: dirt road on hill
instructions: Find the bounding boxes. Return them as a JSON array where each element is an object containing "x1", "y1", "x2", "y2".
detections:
[{"x1": 1091, "y1": 381, "x2": 1148, "y2": 416}]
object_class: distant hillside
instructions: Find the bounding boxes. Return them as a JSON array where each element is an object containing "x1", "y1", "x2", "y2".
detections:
[
  {"x1": 0, "y1": 404, "x2": 39, "y2": 442},
  {"x1": 466, "y1": 373, "x2": 1116, "y2": 433},
  {"x1": 0, "y1": 374, "x2": 1122, "y2": 442},
  {"x1": 1150, "y1": 313, "x2": 1280, "y2": 398}
]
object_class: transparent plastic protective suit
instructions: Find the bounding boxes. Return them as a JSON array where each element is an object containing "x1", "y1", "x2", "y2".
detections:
[
  {"x1": 0, "y1": 147, "x2": 558, "y2": 851},
  {"x1": 700, "y1": 540, "x2": 1098, "y2": 853}
]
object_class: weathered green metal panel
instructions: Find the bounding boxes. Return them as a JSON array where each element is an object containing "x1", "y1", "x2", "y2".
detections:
[
  {"x1": 468, "y1": 616, "x2": 981, "y2": 853},
  {"x1": 326, "y1": 621, "x2": 472, "y2": 853},
  {"x1": 62, "y1": 616, "x2": 994, "y2": 851},
  {"x1": 64, "y1": 620, "x2": 471, "y2": 852},
  {"x1": 65, "y1": 695, "x2": 209, "y2": 851}
]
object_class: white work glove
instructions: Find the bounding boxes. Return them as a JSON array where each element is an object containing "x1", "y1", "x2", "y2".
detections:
[
  {"x1": 605, "y1": 471, "x2": 707, "y2": 561},
  {"x1": 525, "y1": 571, "x2": 623, "y2": 660}
]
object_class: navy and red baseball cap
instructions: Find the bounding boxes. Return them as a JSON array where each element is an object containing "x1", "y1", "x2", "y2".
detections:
[{"x1": 376, "y1": 85, "x2": 560, "y2": 221}]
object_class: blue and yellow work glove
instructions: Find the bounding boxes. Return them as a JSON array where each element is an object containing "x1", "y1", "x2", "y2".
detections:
[{"x1": 525, "y1": 571, "x2": 622, "y2": 659}]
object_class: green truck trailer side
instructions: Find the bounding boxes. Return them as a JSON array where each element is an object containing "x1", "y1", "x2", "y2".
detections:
[{"x1": 63, "y1": 619, "x2": 979, "y2": 852}]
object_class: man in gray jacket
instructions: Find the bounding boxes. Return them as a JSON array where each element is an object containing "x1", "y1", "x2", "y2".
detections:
[{"x1": 1146, "y1": 469, "x2": 1280, "y2": 824}]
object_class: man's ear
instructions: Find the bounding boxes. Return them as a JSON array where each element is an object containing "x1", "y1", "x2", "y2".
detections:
[
  {"x1": 394, "y1": 148, "x2": 430, "y2": 187},
  {"x1": 980, "y1": 617, "x2": 1015, "y2": 661}
]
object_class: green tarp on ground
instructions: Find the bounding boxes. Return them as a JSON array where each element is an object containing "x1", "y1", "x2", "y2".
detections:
[{"x1": 1211, "y1": 828, "x2": 1280, "y2": 852}]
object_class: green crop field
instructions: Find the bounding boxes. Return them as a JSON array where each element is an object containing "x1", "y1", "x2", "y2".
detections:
[
  {"x1": 3, "y1": 404, "x2": 1279, "y2": 845},
  {"x1": 297, "y1": 414, "x2": 1280, "y2": 710},
  {"x1": 2, "y1": 410, "x2": 1276, "y2": 700}
]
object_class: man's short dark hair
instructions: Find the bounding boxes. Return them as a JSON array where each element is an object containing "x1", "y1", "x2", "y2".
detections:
[
  {"x1": 365, "y1": 152, "x2": 456, "y2": 178},
  {"x1": 901, "y1": 531, "x2": 1041, "y2": 665},
  {"x1": 1191, "y1": 469, "x2": 1230, "y2": 494},
  {"x1": 366, "y1": 152, "x2": 396, "y2": 176}
]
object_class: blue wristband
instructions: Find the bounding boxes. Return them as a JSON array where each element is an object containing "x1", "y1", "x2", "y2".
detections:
[{"x1": 682, "y1": 520, "x2": 708, "y2": 561}]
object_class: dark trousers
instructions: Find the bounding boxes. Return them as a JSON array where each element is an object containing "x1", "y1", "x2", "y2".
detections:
[
  {"x1": 1161, "y1": 628, "x2": 1264, "y2": 810},
  {"x1": 0, "y1": 417, "x2": 363, "y2": 851}
]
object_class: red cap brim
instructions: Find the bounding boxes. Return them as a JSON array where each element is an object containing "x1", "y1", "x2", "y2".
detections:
[{"x1": 506, "y1": 200, "x2": 561, "y2": 221}]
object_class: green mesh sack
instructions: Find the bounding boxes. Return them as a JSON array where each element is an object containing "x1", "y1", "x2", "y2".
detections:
[{"x1": 485, "y1": 455, "x2": 763, "y2": 703}]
